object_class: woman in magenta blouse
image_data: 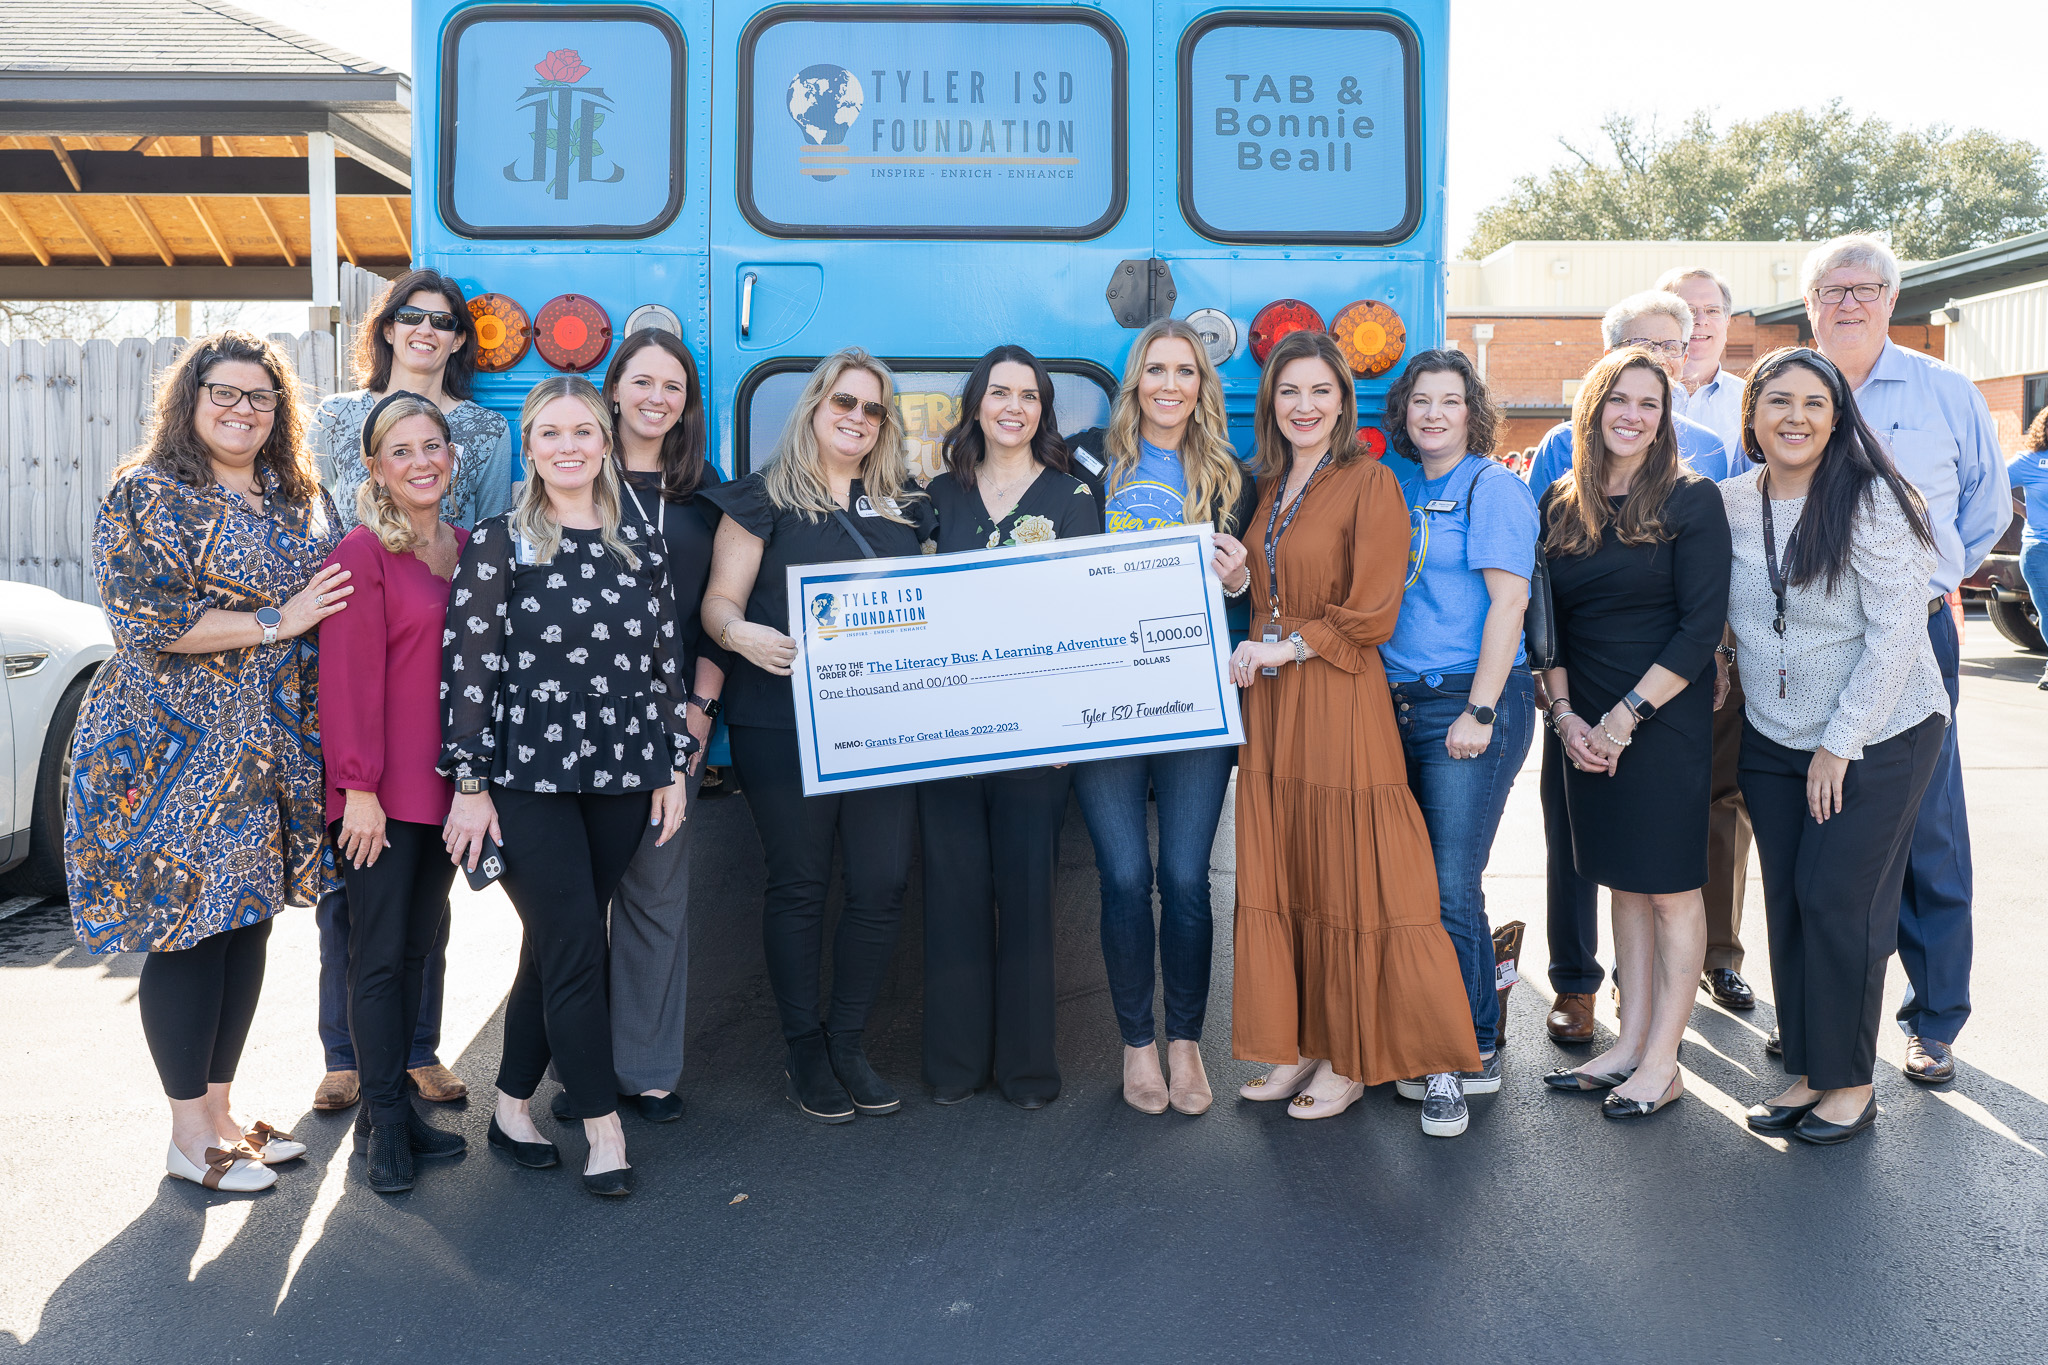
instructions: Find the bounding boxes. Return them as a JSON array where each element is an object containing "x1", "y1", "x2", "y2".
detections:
[{"x1": 320, "y1": 392, "x2": 471, "y2": 1193}]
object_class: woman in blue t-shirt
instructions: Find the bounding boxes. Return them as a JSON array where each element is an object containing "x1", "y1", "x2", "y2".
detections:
[
  {"x1": 1065, "y1": 317, "x2": 1256, "y2": 1117},
  {"x1": 2010, "y1": 409, "x2": 2048, "y2": 690},
  {"x1": 1380, "y1": 349, "x2": 1540, "y2": 1132}
]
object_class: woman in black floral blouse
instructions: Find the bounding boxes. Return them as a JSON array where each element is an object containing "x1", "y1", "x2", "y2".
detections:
[
  {"x1": 919, "y1": 346, "x2": 1102, "y2": 1109},
  {"x1": 440, "y1": 375, "x2": 695, "y2": 1198}
]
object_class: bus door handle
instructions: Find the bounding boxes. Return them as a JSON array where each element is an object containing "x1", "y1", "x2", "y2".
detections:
[{"x1": 741, "y1": 272, "x2": 757, "y2": 337}]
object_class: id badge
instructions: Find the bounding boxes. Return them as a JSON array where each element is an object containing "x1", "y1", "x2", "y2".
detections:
[{"x1": 1261, "y1": 621, "x2": 1281, "y2": 677}]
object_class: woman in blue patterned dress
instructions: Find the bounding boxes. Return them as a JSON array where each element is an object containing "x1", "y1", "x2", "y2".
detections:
[{"x1": 66, "y1": 331, "x2": 348, "y2": 1194}]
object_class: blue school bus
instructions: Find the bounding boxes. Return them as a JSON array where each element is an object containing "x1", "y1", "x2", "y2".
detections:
[{"x1": 410, "y1": 0, "x2": 1447, "y2": 479}]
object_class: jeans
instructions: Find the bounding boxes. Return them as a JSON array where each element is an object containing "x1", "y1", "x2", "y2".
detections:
[
  {"x1": 1389, "y1": 671, "x2": 1536, "y2": 1054},
  {"x1": 2020, "y1": 541, "x2": 2048, "y2": 657},
  {"x1": 1895, "y1": 606, "x2": 1974, "y2": 1046},
  {"x1": 317, "y1": 883, "x2": 449, "y2": 1072},
  {"x1": 1072, "y1": 745, "x2": 1235, "y2": 1048}
]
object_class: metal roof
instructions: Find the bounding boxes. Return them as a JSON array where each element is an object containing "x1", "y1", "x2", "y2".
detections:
[{"x1": 0, "y1": 0, "x2": 396, "y2": 76}]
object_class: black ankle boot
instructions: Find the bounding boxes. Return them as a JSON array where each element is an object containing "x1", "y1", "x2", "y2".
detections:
[
  {"x1": 354, "y1": 1102, "x2": 466, "y2": 1158},
  {"x1": 785, "y1": 1032, "x2": 855, "y2": 1124},
  {"x1": 365, "y1": 1121, "x2": 414, "y2": 1193},
  {"x1": 826, "y1": 1030, "x2": 901, "y2": 1115}
]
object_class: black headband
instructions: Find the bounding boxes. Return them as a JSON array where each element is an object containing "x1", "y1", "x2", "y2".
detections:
[{"x1": 361, "y1": 390, "x2": 439, "y2": 462}]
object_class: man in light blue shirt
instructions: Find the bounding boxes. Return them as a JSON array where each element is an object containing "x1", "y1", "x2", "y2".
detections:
[
  {"x1": 1656, "y1": 266, "x2": 1746, "y2": 451},
  {"x1": 1805, "y1": 234, "x2": 2012, "y2": 1083}
]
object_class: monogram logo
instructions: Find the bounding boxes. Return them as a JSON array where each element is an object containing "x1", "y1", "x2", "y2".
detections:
[{"x1": 505, "y1": 48, "x2": 625, "y2": 200}]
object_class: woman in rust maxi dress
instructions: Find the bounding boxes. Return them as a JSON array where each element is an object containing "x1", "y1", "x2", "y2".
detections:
[{"x1": 1228, "y1": 331, "x2": 1480, "y2": 1120}]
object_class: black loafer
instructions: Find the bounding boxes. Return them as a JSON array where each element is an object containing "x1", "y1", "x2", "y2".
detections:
[
  {"x1": 1745, "y1": 1099, "x2": 1819, "y2": 1132},
  {"x1": 633, "y1": 1091, "x2": 685, "y2": 1123},
  {"x1": 582, "y1": 1166, "x2": 633, "y2": 1198},
  {"x1": 1701, "y1": 968, "x2": 1756, "y2": 1010},
  {"x1": 931, "y1": 1086, "x2": 976, "y2": 1106},
  {"x1": 1764, "y1": 1028, "x2": 1782, "y2": 1057},
  {"x1": 1793, "y1": 1096, "x2": 1877, "y2": 1145},
  {"x1": 487, "y1": 1116, "x2": 560, "y2": 1169},
  {"x1": 1008, "y1": 1093, "x2": 1053, "y2": 1111}
]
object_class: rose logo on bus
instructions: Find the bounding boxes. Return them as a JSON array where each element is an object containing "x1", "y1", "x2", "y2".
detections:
[
  {"x1": 787, "y1": 64, "x2": 864, "y2": 181},
  {"x1": 506, "y1": 48, "x2": 625, "y2": 201}
]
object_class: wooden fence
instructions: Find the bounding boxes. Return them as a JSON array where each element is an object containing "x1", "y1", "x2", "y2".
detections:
[{"x1": 2, "y1": 263, "x2": 388, "y2": 605}]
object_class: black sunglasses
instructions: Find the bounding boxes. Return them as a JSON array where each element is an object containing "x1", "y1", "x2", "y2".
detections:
[
  {"x1": 392, "y1": 307, "x2": 459, "y2": 332},
  {"x1": 828, "y1": 391, "x2": 889, "y2": 423}
]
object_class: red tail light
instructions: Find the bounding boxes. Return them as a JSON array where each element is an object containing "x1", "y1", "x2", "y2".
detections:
[
  {"x1": 1356, "y1": 425, "x2": 1388, "y2": 461},
  {"x1": 1248, "y1": 300, "x2": 1324, "y2": 365},
  {"x1": 534, "y1": 293, "x2": 613, "y2": 372}
]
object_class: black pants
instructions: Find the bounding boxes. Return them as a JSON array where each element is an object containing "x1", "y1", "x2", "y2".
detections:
[
  {"x1": 493, "y1": 786, "x2": 650, "y2": 1119},
  {"x1": 137, "y1": 919, "x2": 273, "y2": 1101},
  {"x1": 728, "y1": 724, "x2": 914, "y2": 1044},
  {"x1": 1739, "y1": 715, "x2": 1945, "y2": 1089},
  {"x1": 917, "y1": 768, "x2": 1068, "y2": 1102},
  {"x1": 1541, "y1": 726, "x2": 1603, "y2": 993},
  {"x1": 338, "y1": 818, "x2": 458, "y2": 1125}
]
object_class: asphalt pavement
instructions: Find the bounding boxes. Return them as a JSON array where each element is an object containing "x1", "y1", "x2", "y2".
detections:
[{"x1": 3, "y1": 611, "x2": 2044, "y2": 1364}]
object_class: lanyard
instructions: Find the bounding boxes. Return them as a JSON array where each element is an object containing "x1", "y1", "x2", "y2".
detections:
[
  {"x1": 1758, "y1": 475, "x2": 1799, "y2": 700},
  {"x1": 621, "y1": 474, "x2": 665, "y2": 538},
  {"x1": 1263, "y1": 451, "x2": 1332, "y2": 622}
]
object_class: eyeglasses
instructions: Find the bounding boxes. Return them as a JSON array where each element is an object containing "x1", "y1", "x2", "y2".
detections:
[
  {"x1": 1621, "y1": 338, "x2": 1688, "y2": 357},
  {"x1": 827, "y1": 391, "x2": 889, "y2": 423},
  {"x1": 392, "y1": 308, "x2": 460, "y2": 332},
  {"x1": 204, "y1": 382, "x2": 281, "y2": 412},
  {"x1": 1812, "y1": 283, "x2": 1887, "y2": 306}
]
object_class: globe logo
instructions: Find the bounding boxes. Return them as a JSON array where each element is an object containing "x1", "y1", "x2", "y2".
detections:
[{"x1": 788, "y1": 63, "x2": 863, "y2": 181}]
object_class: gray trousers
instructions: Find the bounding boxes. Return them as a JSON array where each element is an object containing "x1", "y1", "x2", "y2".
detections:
[{"x1": 607, "y1": 773, "x2": 700, "y2": 1095}]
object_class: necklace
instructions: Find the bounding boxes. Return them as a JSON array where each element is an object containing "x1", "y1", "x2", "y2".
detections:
[{"x1": 980, "y1": 461, "x2": 1036, "y2": 519}]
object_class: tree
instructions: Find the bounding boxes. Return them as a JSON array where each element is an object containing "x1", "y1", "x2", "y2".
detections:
[{"x1": 1464, "y1": 101, "x2": 2048, "y2": 260}]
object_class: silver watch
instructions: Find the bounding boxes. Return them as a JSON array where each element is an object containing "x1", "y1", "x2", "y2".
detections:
[{"x1": 1289, "y1": 631, "x2": 1307, "y2": 666}]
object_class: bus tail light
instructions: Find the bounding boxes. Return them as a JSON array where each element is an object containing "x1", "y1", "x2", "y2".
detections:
[
  {"x1": 1331, "y1": 299, "x2": 1406, "y2": 378},
  {"x1": 1356, "y1": 425, "x2": 1388, "y2": 461},
  {"x1": 534, "y1": 293, "x2": 613, "y2": 372},
  {"x1": 1248, "y1": 300, "x2": 1323, "y2": 365},
  {"x1": 625, "y1": 304, "x2": 682, "y2": 338},
  {"x1": 1184, "y1": 308, "x2": 1238, "y2": 365},
  {"x1": 469, "y1": 293, "x2": 531, "y2": 373}
]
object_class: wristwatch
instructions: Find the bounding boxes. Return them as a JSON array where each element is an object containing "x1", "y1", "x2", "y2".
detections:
[
  {"x1": 1463, "y1": 701, "x2": 1497, "y2": 726},
  {"x1": 455, "y1": 777, "x2": 488, "y2": 796},
  {"x1": 255, "y1": 605, "x2": 282, "y2": 646},
  {"x1": 687, "y1": 692, "x2": 722, "y2": 720},
  {"x1": 1624, "y1": 689, "x2": 1658, "y2": 721},
  {"x1": 1288, "y1": 632, "x2": 1307, "y2": 666}
]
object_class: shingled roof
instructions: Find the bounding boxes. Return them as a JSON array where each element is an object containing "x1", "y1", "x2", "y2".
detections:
[{"x1": 0, "y1": 0, "x2": 397, "y2": 76}]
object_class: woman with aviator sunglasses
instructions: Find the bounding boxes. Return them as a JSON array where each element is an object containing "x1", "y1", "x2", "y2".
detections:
[
  {"x1": 701, "y1": 350, "x2": 933, "y2": 1125},
  {"x1": 305, "y1": 269, "x2": 515, "y2": 1116}
]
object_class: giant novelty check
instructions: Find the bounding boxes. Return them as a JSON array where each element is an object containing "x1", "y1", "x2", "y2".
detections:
[{"x1": 788, "y1": 523, "x2": 1243, "y2": 795}]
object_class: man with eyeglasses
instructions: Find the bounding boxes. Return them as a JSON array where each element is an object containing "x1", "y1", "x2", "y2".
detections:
[
  {"x1": 1656, "y1": 267, "x2": 1745, "y2": 451},
  {"x1": 1523, "y1": 290, "x2": 1746, "y2": 1045},
  {"x1": 1801, "y1": 233, "x2": 2010, "y2": 1086}
]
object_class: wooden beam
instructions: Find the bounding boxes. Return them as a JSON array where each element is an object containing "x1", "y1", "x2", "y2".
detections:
[
  {"x1": 123, "y1": 195, "x2": 174, "y2": 266},
  {"x1": 45, "y1": 136, "x2": 82, "y2": 191},
  {"x1": 52, "y1": 195, "x2": 114, "y2": 266},
  {"x1": 0, "y1": 196, "x2": 51, "y2": 265},
  {"x1": 381, "y1": 196, "x2": 407, "y2": 250},
  {"x1": 217, "y1": 137, "x2": 236, "y2": 156},
  {"x1": 186, "y1": 196, "x2": 235, "y2": 266},
  {"x1": 250, "y1": 197, "x2": 296, "y2": 266},
  {"x1": 129, "y1": 136, "x2": 156, "y2": 155}
]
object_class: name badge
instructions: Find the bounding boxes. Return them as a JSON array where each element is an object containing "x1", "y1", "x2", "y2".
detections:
[
  {"x1": 855, "y1": 495, "x2": 897, "y2": 518},
  {"x1": 515, "y1": 533, "x2": 539, "y2": 565},
  {"x1": 1071, "y1": 445, "x2": 1104, "y2": 477},
  {"x1": 1424, "y1": 499, "x2": 1459, "y2": 514}
]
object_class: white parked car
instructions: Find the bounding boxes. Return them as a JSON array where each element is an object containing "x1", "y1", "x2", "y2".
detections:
[{"x1": 1, "y1": 583, "x2": 113, "y2": 898}]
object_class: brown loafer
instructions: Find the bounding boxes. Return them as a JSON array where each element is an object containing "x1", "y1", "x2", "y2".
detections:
[
  {"x1": 1904, "y1": 1036, "x2": 1956, "y2": 1085},
  {"x1": 313, "y1": 1069, "x2": 360, "y2": 1110},
  {"x1": 408, "y1": 1063, "x2": 469, "y2": 1103},
  {"x1": 1546, "y1": 993, "x2": 1596, "y2": 1044}
]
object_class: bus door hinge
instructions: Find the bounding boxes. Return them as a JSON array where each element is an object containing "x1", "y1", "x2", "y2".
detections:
[{"x1": 1105, "y1": 258, "x2": 1178, "y2": 328}]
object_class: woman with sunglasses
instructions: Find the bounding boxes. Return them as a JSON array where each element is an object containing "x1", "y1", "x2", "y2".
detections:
[
  {"x1": 917, "y1": 346, "x2": 1101, "y2": 1110},
  {"x1": 701, "y1": 350, "x2": 933, "y2": 1124},
  {"x1": 1727, "y1": 348, "x2": 1948, "y2": 1145},
  {"x1": 305, "y1": 268, "x2": 514, "y2": 1115}
]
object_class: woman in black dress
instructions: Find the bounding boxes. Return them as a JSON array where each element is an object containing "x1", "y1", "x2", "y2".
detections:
[
  {"x1": 1537, "y1": 348, "x2": 1731, "y2": 1120},
  {"x1": 700, "y1": 349, "x2": 933, "y2": 1125},
  {"x1": 441, "y1": 375, "x2": 696, "y2": 1196},
  {"x1": 919, "y1": 346, "x2": 1102, "y2": 1109}
]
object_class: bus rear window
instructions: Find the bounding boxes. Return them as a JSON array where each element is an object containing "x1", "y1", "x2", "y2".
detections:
[
  {"x1": 737, "y1": 6, "x2": 1126, "y2": 240},
  {"x1": 738, "y1": 362, "x2": 1115, "y2": 480},
  {"x1": 1178, "y1": 13, "x2": 1420, "y2": 245},
  {"x1": 439, "y1": 5, "x2": 684, "y2": 239}
]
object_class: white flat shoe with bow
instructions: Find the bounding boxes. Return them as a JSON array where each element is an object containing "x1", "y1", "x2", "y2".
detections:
[{"x1": 166, "y1": 1141, "x2": 277, "y2": 1192}]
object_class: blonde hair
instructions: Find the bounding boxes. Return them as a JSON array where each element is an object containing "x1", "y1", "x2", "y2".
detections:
[
  {"x1": 512, "y1": 376, "x2": 639, "y2": 568},
  {"x1": 760, "y1": 348, "x2": 920, "y2": 523},
  {"x1": 355, "y1": 395, "x2": 452, "y2": 553},
  {"x1": 1104, "y1": 318, "x2": 1246, "y2": 533}
]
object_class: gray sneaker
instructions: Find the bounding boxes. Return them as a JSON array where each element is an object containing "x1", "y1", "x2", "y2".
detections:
[
  {"x1": 1396, "y1": 1051, "x2": 1500, "y2": 1100},
  {"x1": 1420, "y1": 1072, "x2": 1468, "y2": 1137}
]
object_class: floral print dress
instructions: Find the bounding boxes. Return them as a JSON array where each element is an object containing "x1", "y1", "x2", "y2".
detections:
[
  {"x1": 66, "y1": 466, "x2": 340, "y2": 953},
  {"x1": 438, "y1": 515, "x2": 693, "y2": 793}
]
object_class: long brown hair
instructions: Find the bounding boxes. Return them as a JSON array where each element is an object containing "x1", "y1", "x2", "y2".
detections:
[
  {"x1": 939, "y1": 345, "x2": 1070, "y2": 489},
  {"x1": 1251, "y1": 330, "x2": 1359, "y2": 484},
  {"x1": 599, "y1": 328, "x2": 709, "y2": 501},
  {"x1": 1543, "y1": 348, "x2": 1682, "y2": 559},
  {"x1": 353, "y1": 268, "x2": 480, "y2": 399},
  {"x1": 115, "y1": 329, "x2": 319, "y2": 506},
  {"x1": 1103, "y1": 318, "x2": 1245, "y2": 530}
]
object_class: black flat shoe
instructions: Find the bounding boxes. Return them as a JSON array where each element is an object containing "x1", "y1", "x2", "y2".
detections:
[
  {"x1": 1701, "y1": 968, "x2": 1756, "y2": 1010},
  {"x1": 785, "y1": 1033, "x2": 855, "y2": 1124},
  {"x1": 582, "y1": 1166, "x2": 633, "y2": 1198},
  {"x1": 825, "y1": 1030, "x2": 901, "y2": 1115},
  {"x1": 1008, "y1": 1093, "x2": 1052, "y2": 1111},
  {"x1": 353, "y1": 1103, "x2": 466, "y2": 1158},
  {"x1": 1543, "y1": 1065, "x2": 1635, "y2": 1092},
  {"x1": 1745, "y1": 1099, "x2": 1820, "y2": 1132},
  {"x1": 364, "y1": 1121, "x2": 414, "y2": 1194},
  {"x1": 1764, "y1": 1028, "x2": 1782, "y2": 1057},
  {"x1": 632, "y1": 1091, "x2": 685, "y2": 1123},
  {"x1": 487, "y1": 1116, "x2": 560, "y2": 1169},
  {"x1": 1793, "y1": 1097, "x2": 1877, "y2": 1145},
  {"x1": 1601, "y1": 1075, "x2": 1683, "y2": 1120},
  {"x1": 931, "y1": 1086, "x2": 977, "y2": 1106}
]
